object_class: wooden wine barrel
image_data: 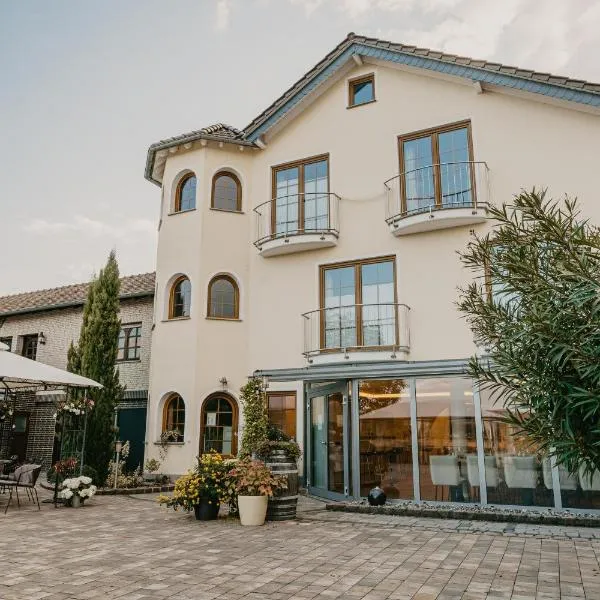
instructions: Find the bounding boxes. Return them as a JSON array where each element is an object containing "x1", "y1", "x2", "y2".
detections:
[{"x1": 265, "y1": 448, "x2": 298, "y2": 521}]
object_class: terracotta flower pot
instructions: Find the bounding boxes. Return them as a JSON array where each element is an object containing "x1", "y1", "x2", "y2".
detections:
[{"x1": 237, "y1": 495, "x2": 268, "y2": 526}]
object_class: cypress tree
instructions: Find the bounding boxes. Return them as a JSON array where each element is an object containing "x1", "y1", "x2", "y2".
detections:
[{"x1": 69, "y1": 251, "x2": 123, "y2": 484}]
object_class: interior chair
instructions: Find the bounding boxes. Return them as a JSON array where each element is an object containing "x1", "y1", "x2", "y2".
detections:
[
  {"x1": 579, "y1": 466, "x2": 600, "y2": 491},
  {"x1": 542, "y1": 458, "x2": 578, "y2": 491},
  {"x1": 503, "y1": 456, "x2": 538, "y2": 505},
  {"x1": 466, "y1": 454, "x2": 499, "y2": 500},
  {"x1": 429, "y1": 455, "x2": 462, "y2": 501}
]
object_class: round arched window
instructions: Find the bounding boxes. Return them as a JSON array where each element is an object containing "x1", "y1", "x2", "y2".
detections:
[
  {"x1": 170, "y1": 277, "x2": 191, "y2": 318},
  {"x1": 211, "y1": 172, "x2": 241, "y2": 212},
  {"x1": 207, "y1": 275, "x2": 238, "y2": 319},
  {"x1": 175, "y1": 173, "x2": 197, "y2": 212},
  {"x1": 163, "y1": 394, "x2": 185, "y2": 442}
]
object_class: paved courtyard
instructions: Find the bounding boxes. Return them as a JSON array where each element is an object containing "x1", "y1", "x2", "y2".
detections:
[{"x1": 2, "y1": 489, "x2": 600, "y2": 600}]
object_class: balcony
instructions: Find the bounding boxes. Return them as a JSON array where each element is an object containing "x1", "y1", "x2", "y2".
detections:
[
  {"x1": 384, "y1": 161, "x2": 490, "y2": 236},
  {"x1": 253, "y1": 193, "x2": 340, "y2": 257},
  {"x1": 302, "y1": 303, "x2": 410, "y2": 363}
]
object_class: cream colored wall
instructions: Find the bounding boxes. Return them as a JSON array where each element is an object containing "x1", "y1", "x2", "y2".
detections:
[{"x1": 147, "y1": 60, "x2": 600, "y2": 473}]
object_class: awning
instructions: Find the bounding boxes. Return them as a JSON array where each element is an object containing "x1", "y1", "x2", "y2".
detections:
[{"x1": 0, "y1": 346, "x2": 101, "y2": 390}]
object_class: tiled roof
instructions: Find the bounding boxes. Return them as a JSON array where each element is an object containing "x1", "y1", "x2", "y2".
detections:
[
  {"x1": 145, "y1": 32, "x2": 600, "y2": 183},
  {"x1": 0, "y1": 272, "x2": 155, "y2": 317}
]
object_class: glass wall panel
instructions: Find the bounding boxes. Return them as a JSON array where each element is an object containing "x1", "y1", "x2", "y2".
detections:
[
  {"x1": 327, "y1": 393, "x2": 345, "y2": 494},
  {"x1": 358, "y1": 379, "x2": 413, "y2": 499},
  {"x1": 480, "y1": 388, "x2": 553, "y2": 506},
  {"x1": 416, "y1": 378, "x2": 478, "y2": 503}
]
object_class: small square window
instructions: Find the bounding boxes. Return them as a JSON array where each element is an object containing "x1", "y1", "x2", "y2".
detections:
[{"x1": 349, "y1": 74, "x2": 375, "y2": 107}]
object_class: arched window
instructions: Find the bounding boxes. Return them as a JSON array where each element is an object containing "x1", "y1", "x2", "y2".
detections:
[
  {"x1": 163, "y1": 394, "x2": 185, "y2": 442},
  {"x1": 200, "y1": 394, "x2": 238, "y2": 456},
  {"x1": 174, "y1": 173, "x2": 197, "y2": 212},
  {"x1": 207, "y1": 275, "x2": 239, "y2": 319},
  {"x1": 211, "y1": 171, "x2": 241, "y2": 212},
  {"x1": 169, "y1": 276, "x2": 191, "y2": 319}
]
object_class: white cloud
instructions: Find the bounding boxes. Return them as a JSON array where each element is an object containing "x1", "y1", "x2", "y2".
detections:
[
  {"x1": 215, "y1": 0, "x2": 232, "y2": 31},
  {"x1": 23, "y1": 216, "x2": 156, "y2": 242}
]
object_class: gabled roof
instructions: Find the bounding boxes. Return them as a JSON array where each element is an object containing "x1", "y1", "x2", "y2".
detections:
[
  {"x1": 145, "y1": 32, "x2": 600, "y2": 185},
  {"x1": 0, "y1": 272, "x2": 156, "y2": 318}
]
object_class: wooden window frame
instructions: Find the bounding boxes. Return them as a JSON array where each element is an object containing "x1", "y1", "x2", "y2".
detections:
[
  {"x1": 174, "y1": 173, "x2": 196, "y2": 213},
  {"x1": 211, "y1": 171, "x2": 242, "y2": 212},
  {"x1": 117, "y1": 323, "x2": 142, "y2": 362},
  {"x1": 397, "y1": 120, "x2": 476, "y2": 214},
  {"x1": 169, "y1": 276, "x2": 191, "y2": 319},
  {"x1": 267, "y1": 391, "x2": 297, "y2": 440},
  {"x1": 348, "y1": 73, "x2": 376, "y2": 108},
  {"x1": 199, "y1": 392, "x2": 238, "y2": 457},
  {"x1": 271, "y1": 153, "x2": 330, "y2": 237},
  {"x1": 319, "y1": 255, "x2": 398, "y2": 351},
  {"x1": 207, "y1": 275, "x2": 239, "y2": 320},
  {"x1": 21, "y1": 334, "x2": 38, "y2": 361},
  {"x1": 162, "y1": 394, "x2": 185, "y2": 442}
]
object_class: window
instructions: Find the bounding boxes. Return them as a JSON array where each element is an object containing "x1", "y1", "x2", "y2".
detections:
[
  {"x1": 117, "y1": 324, "x2": 142, "y2": 361},
  {"x1": 272, "y1": 155, "x2": 329, "y2": 237},
  {"x1": 169, "y1": 277, "x2": 191, "y2": 319},
  {"x1": 211, "y1": 171, "x2": 242, "y2": 212},
  {"x1": 174, "y1": 173, "x2": 197, "y2": 212},
  {"x1": 399, "y1": 121, "x2": 475, "y2": 215},
  {"x1": 163, "y1": 394, "x2": 185, "y2": 441},
  {"x1": 207, "y1": 275, "x2": 239, "y2": 319},
  {"x1": 348, "y1": 73, "x2": 375, "y2": 107},
  {"x1": 267, "y1": 392, "x2": 297, "y2": 439},
  {"x1": 200, "y1": 394, "x2": 238, "y2": 456},
  {"x1": 0, "y1": 337, "x2": 12, "y2": 351},
  {"x1": 21, "y1": 334, "x2": 38, "y2": 361},
  {"x1": 321, "y1": 257, "x2": 397, "y2": 350}
]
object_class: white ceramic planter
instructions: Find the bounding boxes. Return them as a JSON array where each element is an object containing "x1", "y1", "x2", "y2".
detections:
[{"x1": 238, "y1": 495, "x2": 268, "y2": 526}]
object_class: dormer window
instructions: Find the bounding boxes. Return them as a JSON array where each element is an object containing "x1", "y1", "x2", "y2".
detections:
[{"x1": 348, "y1": 74, "x2": 375, "y2": 107}]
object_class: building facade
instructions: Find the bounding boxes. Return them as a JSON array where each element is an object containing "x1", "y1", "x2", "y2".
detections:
[
  {"x1": 144, "y1": 33, "x2": 600, "y2": 511},
  {"x1": 0, "y1": 273, "x2": 155, "y2": 469}
]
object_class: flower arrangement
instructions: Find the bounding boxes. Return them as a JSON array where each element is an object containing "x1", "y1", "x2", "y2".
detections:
[
  {"x1": 227, "y1": 459, "x2": 287, "y2": 497},
  {"x1": 58, "y1": 476, "x2": 97, "y2": 503},
  {"x1": 0, "y1": 396, "x2": 13, "y2": 423},
  {"x1": 158, "y1": 471, "x2": 202, "y2": 511},
  {"x1": 53, "y1": 396, "x2": 94, "y2": 419}
]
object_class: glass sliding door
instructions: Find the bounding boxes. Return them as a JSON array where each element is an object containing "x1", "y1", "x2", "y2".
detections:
[
  {"x1": 307, "y1": 382, "x2": 349, "y2": 499},
  {"x1": 400, "y1": 122, "x2": 474, "y2": 215},
  {"x1": 273, "y1": 156, "x2": 329, "y2": 238},
  {"x1": 303, "y1": 159, "x2": 329, "y2": 231},
  {"x1": 321, "y1": 257, "x2": 397, "y2": 352},
  {"x1": 274, "y1": 166, "x2": 300, "y2": 236},
  {"x1": 416, "y1": 378, "x2": 478, "y2": 503},
  {"x1": 323, "y1": 266, "x2": 357, "y2": 349},
  {"x1": 358, "y1": 379, "x2": 413, "y2": 499}
]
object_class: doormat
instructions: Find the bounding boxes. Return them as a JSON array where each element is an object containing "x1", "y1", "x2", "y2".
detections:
[{"x1": 326, "y1": 501, "x2": 600, "y2": 528}]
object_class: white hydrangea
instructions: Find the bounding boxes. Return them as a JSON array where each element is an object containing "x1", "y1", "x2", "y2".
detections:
[
  {"x1": 80, "y1": 476, "x2": 92, "y2": 485},
  {"x1": 59, "y1": 488, "x2": 73, "y2": 500}
]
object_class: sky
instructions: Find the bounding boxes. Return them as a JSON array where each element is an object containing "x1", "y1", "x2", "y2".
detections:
[{"x1": 1, "y1": 0, "x2": 599, "y2": 295}]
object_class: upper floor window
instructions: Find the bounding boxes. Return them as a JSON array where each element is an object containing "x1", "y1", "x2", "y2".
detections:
[
  {"x1": 117, "y1": 324, "x2": 142, "y2": 361},
  {"x1": 348, "y1": 74, "x2": 375, "y2": 107},
  {"x1": 0, "y1": 337, "x2": 12, "y2": 352},
  {"x1": 169, "y1": 276, "x2": 191, "y2": 319},
  {"x1": 273, "y1": 155, "x2": 329, "y2": 237},
  {"x1": 207, "y1": 275, "x2": 239, "y2": 320},
  {"x1": 399, "y1": 121, "x2": 474, "y2": 215},
  {"x1": 321, "y1": 257, "x2": 397, "y2": 350},
  {"x1": 174, "y1": 173, "x2": 197, "y2": 212},
  {"x1": 211, "y1": 171, "x2": 242, "y2": 212},
  {"x1": 163, "y1": 393, "x2": 185, "y2": 441},
  {"x1": 267, "y1": 392, "x2": 297, "y2": 439},
  {"x1": 21, "y1": 334, "x2": 38, "y2": 361}
]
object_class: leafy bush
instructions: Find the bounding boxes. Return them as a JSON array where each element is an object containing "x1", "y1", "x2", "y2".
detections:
[
  {"x1": 266, "y1": 424, "x2": 291, "y2": 442},
  {"x1": 227, "y1": 459, "x2": 287, "y2": 497},
  {"x1": 239, "y1": 378, "x2": 268, "y2": 458},
  {"x1": 255, "y1": 440, "x2": 301, "y2": 462}
]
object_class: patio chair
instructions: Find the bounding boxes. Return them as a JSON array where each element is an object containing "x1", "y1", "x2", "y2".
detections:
[{"x1": 0, "y1": 464, "x2": 42, "y2": 514}]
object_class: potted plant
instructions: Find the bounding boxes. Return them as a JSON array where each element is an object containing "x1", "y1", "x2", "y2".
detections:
[
  {"x1": 58, "y1": 475, "x2": 97, "y2": 508},
  {"x1": 158, "y1": 451, "x2": 228, "y2": 520},
  {"x1": 144, "y1": 458, "x2": 161, "y2": 482},
  {"x1": 227, "y1": 459, "x2": 287, "y2": 526}
]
